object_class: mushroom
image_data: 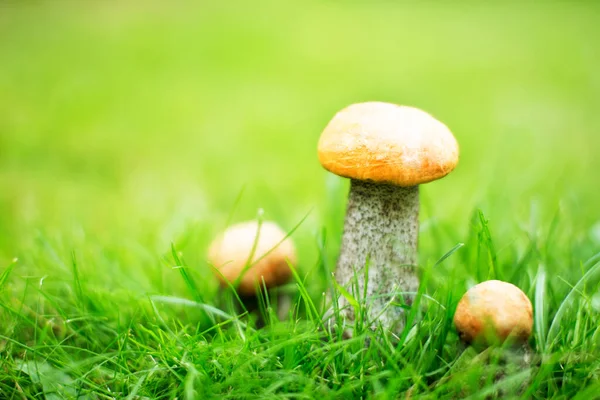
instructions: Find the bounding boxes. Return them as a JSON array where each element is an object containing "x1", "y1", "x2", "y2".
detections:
[
  {"x1": 453, "y1": 280, "x2": 533, "y2": 346},
  {"x1": 318, "y1": 102, "x2": 459, "y2": 335},
  {"x1": 453, "y1": 280, "x2": 534, "y2": 391},
  {"x1": 208, "y1": 220, "x2": 297, "y2": 323}
]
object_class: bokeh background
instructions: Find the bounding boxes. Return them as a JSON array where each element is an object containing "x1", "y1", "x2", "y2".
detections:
[{"x1": 1, "y1": 1, "x2": 600, "y2": 307}]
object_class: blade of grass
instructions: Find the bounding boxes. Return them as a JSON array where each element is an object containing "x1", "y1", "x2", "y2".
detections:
[
  {"x1": 171, "y1": 243, "x2": 214, "y2": 325},
  {"x1": 477, "y1": 210, "x2": 497, "y2": 280},
  {"x1": 224, "y1": 184, "x2": 247, "y2": 229},
  {"x1": 546, "y1": 256, "x2": 600, "y2": 348},
  {"x1": 150, "y1": 295, "x2": 249, "y2": 327},
  {"x1": 331, "y1": 278, "x2": 359, "y2": 312},
  {"x1": 71, "y1": 251, "x2": 84, "y2": 310},
  {"x1": 233, "y1": 209, "x2": 265, "y2": 290},
  {"x1": 433, "y1": 243, "x2": 464, "y2": 268},
  {"x1": 232, "y1": 208, "x2": 311, "y2": 293},
  {"x1": 535, "y1": 264, "x2": 547, "y2": 351},
  {"x1": 0, "y1": 258, "x2": 17, "y2": 290},
  {"x1": 288, "y1": 260, "x2": 325, "y2": 331}
]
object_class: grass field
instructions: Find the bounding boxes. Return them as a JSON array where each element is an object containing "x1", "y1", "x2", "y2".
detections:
[{"x1": 1, "y1": 1, "x2": 600, "y2": 398}]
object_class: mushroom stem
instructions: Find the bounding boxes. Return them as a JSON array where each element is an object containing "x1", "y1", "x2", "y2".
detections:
[
  {"x1": 221, "y1": 290, "x2": 292, "y2": 328},
  {"x1": 276, "y1": 292, "x2": 292, "y2": 321},
  {"x1": 335, "y1": 179, "x2": 419, "y2": 334}
]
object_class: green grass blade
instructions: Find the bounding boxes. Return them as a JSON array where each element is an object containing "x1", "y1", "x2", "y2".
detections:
[
  {"x1": 0, "y1": 258, "x2": 17, "y2": 290},
  {"x1": 170, "y1": 243, "x2": 213, "y2": 324},
  {"x1": 233, "y1": 208, "x2": 311, "y2": 292},
  {"x1": 224, "y1": 184, "x2": 247, "y2": 229},
  {"x1": 546, "y1": 257, "x2": 600, "y2": 348},
  {"x1": 288, "y1": 260, "x2": 324, "y2": 330},
  {"x1": 535, "y1": 264, "x2": 547, "y2": 351},
  {"x1": 151, "y1": 295, "x2": 247, "y2": 324},
  {"x1": 331, "y1": 278, "x2": 359, "y2": 312},
  {"x1": 234, "y1": 209, "x2": 265, "y2": 289},
  {"x1": 477, "y1": 210, "x2": 497, "y2": 280},
  {"x1": 433, "y1": 243, "x2": 464, "y2": 268},
  {"x1": 71, "y1": 251, "x2": 85, "y2": 309}
]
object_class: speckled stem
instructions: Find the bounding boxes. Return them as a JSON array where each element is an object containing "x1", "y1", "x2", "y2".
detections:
[{"x1": 335, "y1": 179, "x2": 419, "y2": 335}]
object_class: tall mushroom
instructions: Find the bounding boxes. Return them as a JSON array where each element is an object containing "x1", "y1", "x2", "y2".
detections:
[
  {"x1": 208, "y1": 220, "x2": 297, "y2": 323},
  {"x1": 318, "y1": 102, "x2": 459, "y2": 335}
]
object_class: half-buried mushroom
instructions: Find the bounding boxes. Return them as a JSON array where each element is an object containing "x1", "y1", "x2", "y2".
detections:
[
  {"x1": 453, "y1": 280, "x2": 533, "y2": 346},
  {"x1": 453, "y1": 280, "x2": 534, "y2": 392},
  {"x1": 208, "y1": 220, "x2": 297, "y2": 323}
]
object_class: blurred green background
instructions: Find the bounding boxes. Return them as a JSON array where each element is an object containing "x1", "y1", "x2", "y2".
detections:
[{"x1": 1, "y1": 1, "x2": 600, "y2": 302}]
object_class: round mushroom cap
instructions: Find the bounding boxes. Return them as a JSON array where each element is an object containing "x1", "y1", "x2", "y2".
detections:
[
  {"x1": 453, "y1": 280, "x2": 533, "y2": 345},
  {"x1": 318, "y1": 102, "x2": 459, "y2": 187},
  {"x1": 207, "y1": 220, "x2": 297, "y2": 296}
]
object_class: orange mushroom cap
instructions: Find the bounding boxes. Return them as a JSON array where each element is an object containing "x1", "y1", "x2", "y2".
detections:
[
  {"x1": 208, "y1": 221, "x2": 297, "y2": 296},
  {"x1": 453, "y1": 280, "x2": 533, "y2": 345},
  {"x1": 318, "y1": 102, "x2": 459, "y2": 187}
]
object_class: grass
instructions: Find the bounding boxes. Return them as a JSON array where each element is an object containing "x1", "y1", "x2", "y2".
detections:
[{"x1": 1, "y1": 1, "x2": 600, "y2": 398}]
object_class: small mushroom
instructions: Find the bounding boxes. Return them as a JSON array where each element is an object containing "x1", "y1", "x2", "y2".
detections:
[
  {"x1": 453, "y1": 280, "x2": 533, "y2": 346},
  {"x1": 318, "y1": 102, "x2": 459, "y2": 335},
  {"x1": 453, "y1": 280, "x2": 534, "y2": 392},
  {"x1": 208, "y1": 220, "x2": 297, "y2": 323}
]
